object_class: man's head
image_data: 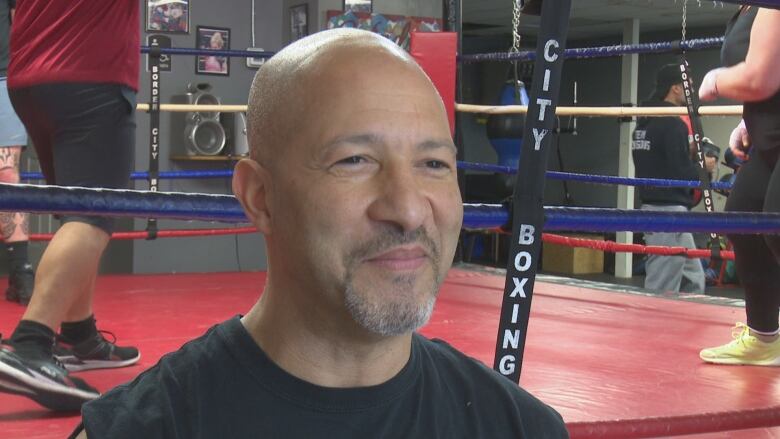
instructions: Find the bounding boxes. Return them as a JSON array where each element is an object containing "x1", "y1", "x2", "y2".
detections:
[
  {"x1": 654, "y1": 63, "x2": 685, "y2": 105},
  {"x1": 169, "y1": 5, "x2": 183, "y2": 19},
  {"x1": 234, "y1": 29, "x2": 462, "y2": 338},
  {"x1": 209, "y1": 32, "x2": 224, "y2": 49}
]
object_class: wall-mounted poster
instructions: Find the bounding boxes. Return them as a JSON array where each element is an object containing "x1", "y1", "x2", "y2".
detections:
[
  {"x1": 196, "y1": 26, "x2": 230, "y2": 76},
  {"x1": 290, "y1": 4, "x2": 309, "y2": 42},
  {"x1": 326, "y1": 11, "x2": 442, "y2": 50},
  {"x1": 146, "y1": 0, "x2": 189, "y2": 33},
  {"x1": 344, "y1": 0, "x2": 372, "y2": 13}
]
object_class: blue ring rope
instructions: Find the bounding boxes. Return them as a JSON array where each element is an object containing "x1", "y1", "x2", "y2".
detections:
[
  {"x1": 0, "y1": 183, "x2": 247, "y2": 223},
  {"x1": 459, "y1": 37, "x2": 724, "y2": 63},
  {"x1": 545, "y1": 170, "x2": 733, "y2": 190},
  {"x1": 463, "y1": 204, "x2": 780, "y2": 234},
  {"x1": 21, "y1": 164, "x2": 734, "y2": 190},
  {"x1": 141, "y1": 46, "x2": 275, "y2": 59},
  {"x1": 20, "y1": 170, "x2": 234, "y2": 181},
  {"x1": 0, "y1": 183, "x2": 774, "y2": 233},
  {"x1": 140, "y1": 37, "x2": 725, "y2": 64},
  {"x1": 457, "y1": 161, "x2": 734, "y2": 190}
]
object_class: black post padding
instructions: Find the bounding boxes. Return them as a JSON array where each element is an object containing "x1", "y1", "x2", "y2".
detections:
[
  {"x1": 677, "y1": 56, "x2": 719, "y2": 249},
  {"x1": 492, "y1": 0, "x2": 572, "y2": 383},
  {"x1": 146, "y1": 36, "x2": 162, "y2": 240}
]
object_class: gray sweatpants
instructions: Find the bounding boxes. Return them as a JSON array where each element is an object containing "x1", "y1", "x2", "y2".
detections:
[{"x1": 641, "y1": 204, "x2": 706, "y2": 294}]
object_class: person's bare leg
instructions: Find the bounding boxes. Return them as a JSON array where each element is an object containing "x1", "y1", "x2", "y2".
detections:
[
  {"x1": 1, "y1": 147, "x2": 34, "y2": 304},
  {"x1": 63, "y1": 263, "x2": 99, "y2": 322},
  {"x1": 0, "y1": 147, "x2": 29, "y2": 243},
  {"x1": 21, "y1": 222, "x2": 109, "y2": 329}
]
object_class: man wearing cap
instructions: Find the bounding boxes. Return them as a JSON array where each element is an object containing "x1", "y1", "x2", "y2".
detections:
[{"x1": 631, "y1": 63, "x2": 717, "y2": 294}]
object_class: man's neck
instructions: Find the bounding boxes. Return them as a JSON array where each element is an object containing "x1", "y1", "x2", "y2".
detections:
[{"x1": 241, "y1": 285, "x2": 413, "y2": 389}]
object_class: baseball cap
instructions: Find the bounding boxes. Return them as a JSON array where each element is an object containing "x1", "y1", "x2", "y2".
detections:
[{"x1": 652, "y1": 63, "x2": 683, "y2": 100}]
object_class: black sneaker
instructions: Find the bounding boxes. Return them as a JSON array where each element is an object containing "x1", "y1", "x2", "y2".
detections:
[
  {"x1": 5, "y1": 263, "x2": 34, "y2": 305},
  {"x1": 0, "y1": 346, "x2": 99, "y2": 411},
  {"x1": 54, "y1": 330, "x2": 140, "y2": 372}
]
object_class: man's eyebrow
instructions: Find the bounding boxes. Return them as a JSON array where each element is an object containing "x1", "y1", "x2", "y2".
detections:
[
  {"x1": 418, "y1": 139, "x2": 457, "y2": 154},
  {"x1": 320, "y1": 134, "x2": 456, "y2": 154},
  {"x1": 321, "y1": 133, "x2": 382, "y2": 152}
]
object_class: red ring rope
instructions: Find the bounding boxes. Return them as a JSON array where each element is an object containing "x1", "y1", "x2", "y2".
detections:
[
  {"x1": 489, "y1": 228, "x2": 734, "y2": 261},
  {"x1": 540, "y1": 232, "x2": 734, "y2": 261},
  {"x1": 15, "y1": 227, "x2": 737, "y2": 262}
]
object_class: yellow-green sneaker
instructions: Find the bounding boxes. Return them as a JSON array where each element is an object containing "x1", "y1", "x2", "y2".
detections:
[{"x1": 700, "y1": 323, "x2": 780, "y2": 366}]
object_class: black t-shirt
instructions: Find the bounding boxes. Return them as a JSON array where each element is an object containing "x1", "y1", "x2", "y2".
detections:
[
  {"x1": 0, "y1": 0, "x2": 14, "y2": 77},
  {"x1": 721, "y1": 6, "x2": 756, "y2": 68},
  {"x1": 632, "y1": 101, "x2": 700, "y2": 207},
  {"x1": 721, "y1": 6, "x2": 780, "y2": 156},
  {"x1": 79, "y1": 316, "x2": 568, "y2": 439}
]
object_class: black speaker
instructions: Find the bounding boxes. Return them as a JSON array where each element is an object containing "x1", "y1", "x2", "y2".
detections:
[{"x1": 169, "y1": 83, "x2": 226, "y2": 156}]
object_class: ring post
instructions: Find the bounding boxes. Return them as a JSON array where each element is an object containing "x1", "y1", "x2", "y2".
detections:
[
  {"x1": 146, "y1": 37, "x2": 163, "y2": 240},
  {"x1": 493, "y1": 0, "x2": 572, "y2": 382}
]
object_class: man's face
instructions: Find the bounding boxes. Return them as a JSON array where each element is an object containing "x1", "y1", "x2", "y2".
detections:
[
  {"x1": 169, "y1": 6, "x2": 183, "y2": 19},
  {"x1": 267, "y1": 55, "x2": 462, "y2": 336},
  {"x1": 672, "y1": 83, "x2": 687, "y2": 106}
]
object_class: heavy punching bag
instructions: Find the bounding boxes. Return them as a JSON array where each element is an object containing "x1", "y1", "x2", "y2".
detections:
[{"x1": 486, "y1": 80, "x2": 529, "y2": 169}]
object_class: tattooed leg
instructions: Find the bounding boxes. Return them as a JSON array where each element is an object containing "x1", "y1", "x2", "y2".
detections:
[{"x1": 0, "y1": 147, "x2": 28, "y2": 243}]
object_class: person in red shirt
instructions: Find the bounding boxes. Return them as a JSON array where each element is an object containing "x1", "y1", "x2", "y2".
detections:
[{"x1": 0, "y1": 0, "x2": 141, "y2": 411}]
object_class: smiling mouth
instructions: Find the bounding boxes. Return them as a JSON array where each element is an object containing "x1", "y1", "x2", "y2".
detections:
[{"x1": 365, "y1": 246, "x2": 429, "y2": 271}]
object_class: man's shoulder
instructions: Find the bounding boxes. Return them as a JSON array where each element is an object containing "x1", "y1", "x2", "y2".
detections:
[
  {"x1": 141, "y1": 317, "x2": 238, "y2": 374},
  {"x1": 416, "y1": 334, "x2": 537, "y2": 395},
  {"x1": 80, "y1": 317, "x2": 241, "y2": 438},
  {"x1": 414, "y1": 335, "x2": 568, "y2": 437}
]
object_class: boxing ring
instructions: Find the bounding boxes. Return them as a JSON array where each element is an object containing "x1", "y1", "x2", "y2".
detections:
[{"x1": 4, "y1": 0, "x2": 780, "y2": 437}]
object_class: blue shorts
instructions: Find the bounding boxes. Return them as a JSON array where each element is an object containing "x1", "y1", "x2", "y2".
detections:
[{"x1": 0, "y1": 79, "x2": 27, "y2": 148}]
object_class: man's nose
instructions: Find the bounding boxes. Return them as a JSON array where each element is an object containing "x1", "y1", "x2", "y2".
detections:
[{"x1": 368, "y1": 166, "x2": 430, "y2": 233}]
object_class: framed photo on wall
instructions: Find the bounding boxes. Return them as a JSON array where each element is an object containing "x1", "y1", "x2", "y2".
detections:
[
  {"x1": 344, "y1": 0, "x2": 372, "y2": 13},
  {"x1": 196, "y1": 26, "x2": 230, "y2": 76},
  {"x1": 290, "y1": 4, "x2": 309, "y2": 42},
  {"x1": 146, "y1": 0, "x2": 190, "y2": 33}
]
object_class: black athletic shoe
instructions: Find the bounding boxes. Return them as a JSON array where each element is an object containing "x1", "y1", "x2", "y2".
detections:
[
  {"x1": 0, "y1": 345, "x2": 99, "y2": 411},
  {"x1": 54, "y1": 330, "x2": 140, "y2": 372},
  {"x1": 5, "y1": 263, "x2": 34, "y2": 305}
]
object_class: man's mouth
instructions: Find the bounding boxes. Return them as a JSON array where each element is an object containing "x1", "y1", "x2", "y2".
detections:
[{"x1": 365, "y1": 246, "x2": 429, "y2": 271}]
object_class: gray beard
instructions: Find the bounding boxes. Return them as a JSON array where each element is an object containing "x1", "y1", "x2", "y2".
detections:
[
  {"x1": 344, "y1": 274, "x2": 438, "y2": 336},
  {"x1": 341, "y1": 227, "x2": 442, "y2": 336}
]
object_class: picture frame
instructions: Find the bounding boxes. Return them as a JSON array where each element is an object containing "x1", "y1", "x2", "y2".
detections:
[
  {"x1": 145, "y1": 0, "x2": 190, "y2": 34},
  {"x1": 196, "y1": 26, "x2": 230, "y2": 76},
  {"x1": 290, "y1": 4, "x2": 309, "y2": 42},
  {"x1": 343, "y1": 0, "x2": 372, "y2": 13}
]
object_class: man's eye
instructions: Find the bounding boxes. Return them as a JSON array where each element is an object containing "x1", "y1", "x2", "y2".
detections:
[
  {"x1": 426, "y1": 160, "x2": 451, "y2": 170},
  {"x1": 336, "y1": 156, "x2": 367, "y2": 165}
]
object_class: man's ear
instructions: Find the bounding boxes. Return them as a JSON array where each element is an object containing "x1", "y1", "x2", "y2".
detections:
[{"x1": 233, "y1": 159, "x2": 272, "y2": 234}]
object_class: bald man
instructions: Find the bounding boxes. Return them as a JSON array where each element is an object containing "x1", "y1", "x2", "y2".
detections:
[{"x1": 73, "y1": 29, "x2": 568, "y2": 438}]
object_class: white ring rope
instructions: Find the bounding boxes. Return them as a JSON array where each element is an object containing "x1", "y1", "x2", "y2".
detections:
[
  {"x1": 454, "y1": 103, "x2": 742, "y2": 116},
  {"x1": 136, "y1": 103, "x2": 743, "y2": 117}
]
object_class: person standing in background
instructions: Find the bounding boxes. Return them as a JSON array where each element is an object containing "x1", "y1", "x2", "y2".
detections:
[
  {"x1": 698, "y1": 6, "x2": 780, "y2": 366},
  {"x1": 0, "y1": 0, "x2": 141, "y2": 411},
  {"x1": 632, "y1": 64, "x2": 716, "y2": 294},
  {"x1": 0, "y1": 0, "x2": 34, "y2": 305}
]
